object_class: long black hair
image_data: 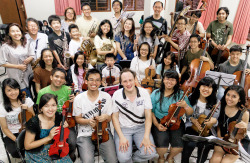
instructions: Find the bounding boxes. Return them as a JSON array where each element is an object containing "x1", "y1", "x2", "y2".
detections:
[
  {"x1": 97, "y1": 19, "x2": 114, "y2": 40},
  {"x1": 1, "y1": 78, "x2": 22, "y2": 112},
  {"x1": 189, "y1": 77, "x2": 217, "y2": 109},
  {"x1": 157, "y1": 69, "x2": 180, "y2": 108},
  {"x1": 39, "y1": 93, "x2": 58, "y2": 113},
  {"x1": 160, "y1": 51, "x2": 176, "y2": 78},
  {"x1": 140, "y1": 20, "x2": 155, "y2": 38},
  {"x1": 39, "y1": 48, "x2": 57, "y2": 69},
  {"x1": 74, "y1": 51, "x2": 87, "y2": 75},
  {"x1": 138, "y1": 42, "x2": 151, "y2": 60}
]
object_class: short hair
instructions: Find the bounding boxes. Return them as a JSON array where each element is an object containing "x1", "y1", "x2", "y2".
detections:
[
  {"x1": 153, "y1": 1, "x2": 163, "y2": 8},
  {"x1": 119, "y1": 68, "x2": 136, "y2": 83},
  {"x1": 112, "y1": 0, "x2": 123, "y2": 12},
  {"x1": 177, "y1": 16, "x2": 188, "y2": 24},
  {"x1": 81, "y1": 2, "x2": 91, "y2": 10},
  {"x1": 68, "y1": 24, "x2": 79, "y2": 33},
  {"x1": 39, "y1": 48, "x2": 58, "y2": 69},
  {"x1": 85, "y1": 68, "x2": 102, "y2": 80},
  {"x1": 26, "y1": 17, "x2": 39, "y2": 27},
  {"x1": 189, "y1": 34, "x2": 201, "y2": 42},
  {"x1": 64, "y1": 7, "x2": 76, "y2": 21},
  {"x1": 217, "y1": 7, "x2": 229, "y2": 17},
  {"x1": 105, "y1": 53, "x2": 116, "y2": 60},
  {"x1": 230, "y1": 45, "x2": 242, "y2": 53},
  {"x1": 43, "y1": 20, "x2": 48, "y2": 23},
  {"x1": 191, "y1": 11, "x2": 202, "y2": 18},
  {"x1": 48, "y1": 15, "x2": 61, "y2": 25},
  {"x1": 51, "y1": 67, "x2": 66, "y2": 79}
]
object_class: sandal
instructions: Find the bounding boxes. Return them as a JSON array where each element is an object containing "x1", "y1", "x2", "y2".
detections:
[{"x1": 167, "y1": 158, "x2": 175, "y2": 163}]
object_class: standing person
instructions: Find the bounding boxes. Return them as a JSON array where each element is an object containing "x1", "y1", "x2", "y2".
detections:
[
  {"x1": 73, "y1": 69, "x2": 117, "y2": 163},
  {"x1": 151, "y1": 69, "x2": 193, "y2": 163},
  {"x1": 186, "y1": 11, "x2": 205, "y2": 37},
  {"x1": 68, "y1": 24, "x2": 83, "y2": 58},
  {"x1": 112, "y1": 68, "x2": 157, "y2": 163},
  {"x1": 61, "y1": 7, "x2": 77, "y2": 33},
  {"x1": 0, "y1": 23, "x2": 34, "y2": 97},
  {"x1": 33, "y1": 48, "x2": 58, "y2": 93},
  {"x1": 76, "y1": 2, "x2": 99, "y2": 40},
  {"x1": 210, "y1": 85, "x2": 249, "y2": 163},
  {"x1": 0, "y1": 78, "x2": 34, "y2": 158},
  {"x1": 42, "y1": 20, "x2": 53, "y2": 35},
  {"x1": 181, "y1": 77, "x2": 219, "y2": 163},
  {"x1": 24, "y1": 93, "x2": 72, "y2": 163},
  {"x1": 25, "y1": 18, "x2": 48, "y2": 61},
  {"x1": 138, "y1": 20, "x2": 159, "y2": 59},
  {"x1": 115, "y1": 18, "x2": 136, "y2": 63}
]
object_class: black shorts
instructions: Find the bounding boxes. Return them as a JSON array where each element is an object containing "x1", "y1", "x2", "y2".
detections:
[{"x1": 151, "y1": 118, "x2": 185, "y2": 148}]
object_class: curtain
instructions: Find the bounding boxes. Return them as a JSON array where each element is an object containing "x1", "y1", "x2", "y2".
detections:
[
  {"x1": 232, "y1": 0, "x2": 250, "y2": 44},
  {"x1": 198, "y1": 0, "x2": 220, "y2": 30},
  {"x1": 54, "y1": 0, "x2": 81, "y2": 16}
]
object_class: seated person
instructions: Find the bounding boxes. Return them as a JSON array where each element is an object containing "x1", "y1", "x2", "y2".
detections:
[{"x1": 102, "y1": 53, "x2": 120, "y2": 86}]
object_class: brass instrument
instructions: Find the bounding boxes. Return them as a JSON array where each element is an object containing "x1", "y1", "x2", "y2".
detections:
[
  {"x1": 98, "y1": 43, "x2": 114, "y2": 62},
  {"x1": 80, "y1": 39, "x2": 97, "y2": 66},
  {"x1": 88, "y1": 21, "x2": 97, "y2": 37}
]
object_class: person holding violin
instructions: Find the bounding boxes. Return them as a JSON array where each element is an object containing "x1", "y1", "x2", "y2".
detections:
[
  {"x1": 130, "y1": 42, "x2": 156, "y2": 86},
  {"x1": 181, "y1": 77, "x2": 220, "y2": 163},
  {"x1": 101, "y1": 53, "x2": 120, "y2": 87},
  {"x1": 186, "y1": 11, "x2": 205, "y2": 38},
  {"x1": 112, "y1": 68, "x2": 157, "y2": 163},
  {"x1": 181, "y1": 34, "x2": 214, "y2": 83},
  {"x1": 73, "y1": 68, "x2": 117, "y2": 163},
  {"x1": 0, "y1": 78, "x2": 35, "y2": 158},
  {"x1": 150, "y1": 69, "x2": 193, "y2": 163},
  {"x1": 210, "y1": 85, "x2": 249, "y2": 163},
  {"x1": 24, "y1": 93, "x2": 72, "y2": 162},
  {"x1": 217, "y1": 45, "x2": 250, "y2": 100}
]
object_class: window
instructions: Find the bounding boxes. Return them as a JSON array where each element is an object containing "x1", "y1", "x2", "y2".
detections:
[
  {"x1": 123, "y1": 0, "x2": 144, "y2": 11},
  {"x1": 81, "y1": 0, "x2": 111, "y2": 11}
]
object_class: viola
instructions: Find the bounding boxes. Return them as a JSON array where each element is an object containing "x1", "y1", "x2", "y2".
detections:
[
  {"x1": 181, "y1": 40, "x2": 210, "y2": 93},
  {"x1": 141, "y1": 55, "x2": 156, "y2": 93},
  {"x1": 49, "y1": 104, "x2": 70, "y2": 159},
  {"x1": 160, "y1": 87, "x2": 190, "y2": 130},
  {"x1": 18, "y1": 91, "x2": 33, "y2": 132},
  {"x1": 106, "y1": 66, "x2": 115, "y2": 86},
  {"x1": 64, "y1": 83, "x2": 76, "y2": 128},
  {"x1": 191, "y1": 102, "x2": 220, "y2": 137},
  {"x1": 211, "y1": 25, "x2": 230, "y2": 71},
  {"x1": 223, "y1": 106, "x2": 248, "y2": 155}
]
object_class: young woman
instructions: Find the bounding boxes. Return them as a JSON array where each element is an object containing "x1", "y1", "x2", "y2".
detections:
[
  {"x1": 24, "y1": 93, "x2": 72, "y2": 163},
  {"x1": 61, "y1": 7, "x2": 76, "y2": 33},
  {"x1": 150, "y1": 69, "x2": 193, "y2": 163},
  {"x1": 210, "y1": 85, "x2": 249, "y2": 163},
  {"x1": 33, "y1": 48, "x2": 57, "y2": 93},
  {"x1": 115, "y1": 18, "x2": 137, "y2": 63},
  {"x1": 0, "y1": 23, "x2": 34, "y2": 97},
  {"x1": 138, "y1": 20, "x2": 159, "y2": 59},
  {"x1": 94, "y1": 19, "x2": 117, "y2": 67},
  {"x1": 0, "y1": 78, "x2": 34, "y2": 158},
  {"x1": 130, "y1": 42, "x2": 156, "y2": 85},
  {"x1": 181, "y1": 77, "x2": 219, "y2": 163},
  {"x1": 156, "y1": 51, "x2": 180, "y2": 79}
]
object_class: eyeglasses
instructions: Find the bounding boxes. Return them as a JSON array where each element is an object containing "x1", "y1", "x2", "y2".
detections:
[
  {"x1": 144, "y1": 26, "x2": 153, "y2": 29},
  {"x1": 140, "y1": 48, "x2": 148, "y2": 52},
  {"x1": 88, "y1": 79, "x2": 101, "y2": 82}
]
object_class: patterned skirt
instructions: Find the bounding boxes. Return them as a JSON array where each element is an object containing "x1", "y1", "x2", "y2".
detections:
[{"x1": 25, "y1": 144, "x2": 72, "y2": 163}]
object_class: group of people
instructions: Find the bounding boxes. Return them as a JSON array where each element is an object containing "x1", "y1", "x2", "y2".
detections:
[{"x1": 0, "y1": 0, "x2": 249, "y2": 163}]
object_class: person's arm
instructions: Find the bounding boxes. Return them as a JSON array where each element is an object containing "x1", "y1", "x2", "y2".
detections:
[
  {"x1": 116, "y1": 42, "x2": 126, "y2": 59},
  {"x1": 153, "y1": 45, "x2": 158, "y2": 59},
  {"x1": 165, "y1": 36, "x2": 180, "y2": 51},
  {"x1": 0, "y1": 117, "x2": 17, "y2": 141},
  {"x1": 35, "y1": 83, "x2": 41, "y2": 93},
  {"x1": 23, "y1": 56, "x2": 34, "y2": 65},
  {"x1": 52, "y1": 50, "x2": 64, "y2": 68},
  {"x1": 200, "y1": 56, "x2": 214, "y2": 70},
  {"x1": 1, "y1": 63, "x2": 26, "y2": 71},
  {"x1": 181, "y1": 66, "x2": 187, "y2": 76},
  {"x1": 113, "y1": 77, "x2": 120, "y2": 85}
]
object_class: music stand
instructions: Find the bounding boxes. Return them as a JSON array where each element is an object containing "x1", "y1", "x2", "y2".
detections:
[
  {"x1": 205, "y1": 71, "x2": 236, "y2": 88},
  {"x1": 119, "y1": 60, "x2": 131, "y2": 69}
]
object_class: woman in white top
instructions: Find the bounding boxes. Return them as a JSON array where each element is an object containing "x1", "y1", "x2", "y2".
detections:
[
  {"x1": 130, "y1": 42, "x2": 156, "y2": 85},
  {"x1": 61, "y1": 7, "x2": 76, "y2": 33}
]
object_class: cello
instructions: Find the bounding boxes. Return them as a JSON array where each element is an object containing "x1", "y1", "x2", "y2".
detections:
[
  {"x1": 49, "y1": 104, "x2": 70, "y2": 159},
  {"x1": 141, "y1": 55, "x2": 156, "y2": 93},
  {"x1": 64, "y1": 83, "x2": 76, "y2": 128},
  {"x1": 160, "y1": 87, "x2": 190, "y2": 130},
  {"x1": 18, "y1": 91, "x2": 33, "y2": 132},
  {"x1": 181, "y1": 40, "x2": 211, "y2": 92},
  {"x1": 106, "y1": 66, "x2": 115, "y2": 86}
]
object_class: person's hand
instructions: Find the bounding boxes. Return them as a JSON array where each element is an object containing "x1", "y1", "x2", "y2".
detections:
[
  {"x1": 149, "y1": 65, "x2": 154, "y2": 69},
  {"x1": 63, "y1": 121, "x2": 69, "y2": 128},
  {"x1": 69, "y1": 94, "x2": 75, "y2": 103},
  {"x1": 200, "y1": 56, "x2": 209, "y2": 62},
  {"x1": 59, "y1": 64, "x2": 67, "y2": 70},
  {"x1": 23, "y1": 58, "x2": 32, "y2": 65},
  {"x1": 245, "y1": 69, "x2": 250, "y2": 74},
  {"x1": 90, "y1": 33, "x2": 96, "y2": 38},
  {"x1": 48, "y1": 127, "x2": 60, "y2": 140},
  {"x1": 134, "y1": 35, "x2": 139, "y2": 45},
  {"x1": 123, "y1": 57, "x2": 127, "y2": 60},
  {"x1": 140, "y1": 137, "x2": 155, "y2": 154},
  {"x1": 170, "y1": 12, "x2": 174, "y2": 17},
  {"x1": 110, "y1": 48, "x2": 115, "y2": 53},
  {"x1": 204, "y1": 117, "x2": 216, "y2": 126},
  {"x1": 220, "y1": 45, "x2": 226, "y2": 50},
  {"x1": 217, "y1": 44, "x2": 222, "y2": 50},
  {"x1": 95, "y1": 114, "x2": 109, "y2": 122},
  {"x1": 177, "y1": 101, "x2": 188, "y2": 108},
  {"x1": 235, "y1": 121, "x2": 248, "y2": 129},
  {"x1": 119, "y1": 136, "x2": 129, "y2": 152},
  {"x1": 157, "y1": 123, "x2": 167, "y2": 131},
  {"x1": 21, "y1": 104, "x2": 28, "y2": 110},
  {"x1": 164, "y1": 35, "x2": 172, "y2": 42},
  {"x1": 88, "y1": 118, "x2": 96, "y2": 128},
  {"x1": 18, "y1": 64, "x2": 27, "y2": 71}
]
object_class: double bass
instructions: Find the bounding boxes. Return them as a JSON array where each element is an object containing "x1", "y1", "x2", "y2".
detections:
[
  {"x1": 49, "y1": 104, "x2": 70, "y2": 159},
  {"x1": 64, "y1": 83, "x2": 76, "y2": 128},
  {"x1": 141, "y1": 55, "x2": 156, "y2": 93},
  {"x1": 106, "y1": 66, "x2": 115, "y2": 86}
]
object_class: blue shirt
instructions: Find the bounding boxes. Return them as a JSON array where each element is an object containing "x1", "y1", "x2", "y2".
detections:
[{"x1": 150, "y1": 89, "x2": 192, "y2": 119}]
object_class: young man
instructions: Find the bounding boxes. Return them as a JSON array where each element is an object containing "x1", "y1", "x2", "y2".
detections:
[
  {"x1": 36, "y1": 67, "x2": 76, "y2": 161},
  {"x1": 76, "y1": 3, "x2": 99, "y2": 40},
  {"x1": 102, "y1": 53, "x2": 120, "y2": 86},
  {"x1": 217, "y1": 45, "x2": 250, "y2": 99},
  {"x1": 186, "y1": 11, "x2": 205, "y2": 38},
  {"x1": 25, "y1": 17, "x2": 48, "y2": 61},
  {"x1": 112, "y1": 68, "x2": 157, "y2": 163},
  {"x1": 73, "y1": 68, "x2": 117, "y2": 163},
  {"x1": 68, "y1": 24, "x2": 83, "y2": 58}
]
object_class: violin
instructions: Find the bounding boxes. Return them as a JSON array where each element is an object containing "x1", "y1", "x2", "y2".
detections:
[
  {"x1": 223, "y1": 106, "x2": 248, "y2": 155},
  {"x1": 181, "y1": 40, "x2": 210, "y2": 93},
  {"x1": 160, "y1": 87, "x2": 190, "y2": 130},
  {"x1": 141, "y1": 55, "x2": 156, "y2": 93},
  {"x1": 106, "y1": 66, "x2": 115, "y2": 86},
  {"x1": 211, "y1": 25, "x2": 230, "y2": 71},
  {"x1": 191, "y1": 102, "x2": 220, "y2": 137},
  {"x1": 18, "y1": 91, "x2": 33, "y2": 132},
  {"x1": 64, "y1": 83, "x2": 76, "y2": 128},
  {"x1": 49, "y1": 104, "x2": 70, "y2": 159}
]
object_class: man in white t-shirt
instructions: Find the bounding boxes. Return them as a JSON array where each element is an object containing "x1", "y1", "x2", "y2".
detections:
[
  {"x1": 73, "y1": 68, "x2": 117, "y2": 162},
  {"x1": 112, "y1": 68, "x2": 157, "y2": 163}
]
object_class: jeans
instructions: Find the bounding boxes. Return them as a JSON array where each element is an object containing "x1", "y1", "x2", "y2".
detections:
[
  {"x1": 68, "y1": 128, "x2": 77, "y2": 157},
  {"x1": 114, "y1": 125, "x2": 157, "y2": 163},
  {"x1": 77, "y1": 130, "x2": 117, "y2": 163}
]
